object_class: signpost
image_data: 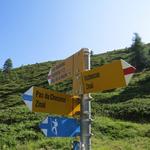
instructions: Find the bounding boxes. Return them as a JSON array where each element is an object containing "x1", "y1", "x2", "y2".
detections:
[
  {"x1": 22, "y1": 48, "x2": 136, "y2": 150},
  {"x1": 22, "y1": 86, "x2": 80, "y2": 117},
  {"x1": 80, "y1": 50, "x2": 91, "y2": 150},
  {"x1": 47, "y1": 48, "x2": 91, "y2": 149},
  {"x1": 81, "y1": 59, "x2": 136, "y2": 94},
  {"x1": 39, "y1": 116, "x2": 80, "y2": 137}
]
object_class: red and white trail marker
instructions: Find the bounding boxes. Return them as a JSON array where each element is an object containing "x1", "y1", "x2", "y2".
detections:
[{"x1": 121, "y1": 59, "x2": 136, "y2": 85}]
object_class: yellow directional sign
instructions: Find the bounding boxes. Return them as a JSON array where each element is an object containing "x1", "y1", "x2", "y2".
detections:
[
  {"x1": 81, "y1": 59, "x2": 136, "y2": 94},
  {"x1": 48, "y1": 48, "x2": 89, "y2": 87},
  {"x1": 48, "y1": 56, "x2": 74, "y2": 84},
  {"x1": 73, "y1": 49, "x2": 89, "y2": 95},
  {"x1": 73, "y1": 49, "x2": 87, "y2": 75},
  {"x1": 32, "y1": 86, "x2": 80, "y2": 116}
]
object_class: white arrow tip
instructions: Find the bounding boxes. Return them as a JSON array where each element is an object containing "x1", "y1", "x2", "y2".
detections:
[
  {"x1": 48, "y1": 69, "x2": 52, "y2": 84},
  {"x1": 41, "y1": 129, "x2": 48, "y2": 136},
  {"x1": 23, "y1": 86, "x2": 33, "y2": 111}
]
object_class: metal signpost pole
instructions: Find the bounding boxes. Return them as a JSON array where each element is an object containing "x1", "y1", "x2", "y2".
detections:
[{"x1": 80, "y1": 50, "x2": 91, "y2": 150}]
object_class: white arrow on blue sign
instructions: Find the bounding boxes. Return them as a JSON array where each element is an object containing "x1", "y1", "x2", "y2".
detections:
[
  {"x1": 39, "y1": 116, "x2": 80, "y2": 137},
  {"x1": 22, "y1": 86, "x2": 33, "y2": 111}
]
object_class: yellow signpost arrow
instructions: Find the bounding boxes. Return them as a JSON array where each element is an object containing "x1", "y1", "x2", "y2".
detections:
[
  {"x1": 81, "y1": 59, "x2": 136, "y2": 94},
  {"x1": 48, "y1": 48, "x2": 89, "y2": 95},
  {"x1": 23, "y1": 86, "x2": 80, "y2": 117},
  {"x1": 48, "y1": 49, "x2": 88, "y2": 85}
]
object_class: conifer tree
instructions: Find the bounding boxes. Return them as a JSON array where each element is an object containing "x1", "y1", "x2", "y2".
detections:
[
  {"x1": 130, "y1": 33, "x2": 147, "y2": 71},
  {"x1": 3, "y1": 58, "x2": 13, "y2": 73}
]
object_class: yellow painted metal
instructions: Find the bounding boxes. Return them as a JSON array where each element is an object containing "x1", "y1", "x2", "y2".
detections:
[
  {"x1": 73, "y1": 49, "x2": 86, "y2": 75},
  {"x1": 81, "y1": 60, "x2": 126, "y2": 94},
  {"x1": 49, "y1": 49, "x2": 88, "y2": 88},
  {"x1": 72, "y1": 75, "x2": 83, "y2": 96},
  {"x1": 50, "y1": 55, "x2": 74, "y2": 84},
  {"x1": 32, "y1": 86, "x2": 80, "y2": 116},
  {"x1": 72, "y1": 49, "x2": 89, "y2": 95}
]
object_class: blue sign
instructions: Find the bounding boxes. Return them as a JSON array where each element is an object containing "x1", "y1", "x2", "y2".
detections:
[
  {"x1": 73, "y1": 141, "x2": 80, "y2": 150},
  {"x1": 39, "y1": 116, "x2": 80, "y2": 137}
]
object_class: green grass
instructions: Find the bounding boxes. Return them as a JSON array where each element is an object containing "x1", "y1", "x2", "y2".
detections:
[
  {"x1": 92, "y1": 116, "x2": 150, "y2": 150},
  {"x1": 92, "y1": 137, "x2": 150, "y2": 150}
]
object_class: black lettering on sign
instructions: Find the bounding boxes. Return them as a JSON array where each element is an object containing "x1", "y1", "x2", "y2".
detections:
[
  {"x1": 36, "y1": 90, "x2": 44, "y2": 98},
  {"x1": 86, "y1": 83, "x2": 93, "y2": 90},
  {"x1": 45, "y1": 93, "x2": 50, "y2": 100},
  {"x1": 84, "y1": 72, "x2": 100, "y2": 81},
  {"x1": 35, "y1": 100, "x2": 46, "y2": 108},
  {"x1": 50, "y1": 94, "x2": 66, "y2": 103}
]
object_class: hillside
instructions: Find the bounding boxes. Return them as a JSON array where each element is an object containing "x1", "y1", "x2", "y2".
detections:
[{"x1": 0, "y1": 45, "x2": 150, "y2": 150}]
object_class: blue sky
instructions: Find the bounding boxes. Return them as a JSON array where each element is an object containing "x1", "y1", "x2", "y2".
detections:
[{"x1": 0, "y1": 0, "x2": 150, "y2": 68}]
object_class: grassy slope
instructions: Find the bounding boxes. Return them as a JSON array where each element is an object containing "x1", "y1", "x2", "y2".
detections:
[
  {"x1": 92, "y1": 116, "x2": 150, "y2": 150},
  {"x1": 0, "y1": 46, "x2": 150, "y2": 149}
]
